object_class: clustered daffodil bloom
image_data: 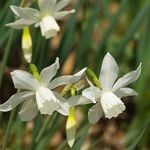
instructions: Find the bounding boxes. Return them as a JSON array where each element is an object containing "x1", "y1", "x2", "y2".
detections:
[
  {"x1": 82, "y1": 53, "x2": 141, "y2": 123},
  {"x1": 6, "y1": 0, "x2": 75, "y2": 39},
  {"x1": 0, "y1": 58, "x2": 86, "y2": 121},
  {"x1": 1, "y1": 0, "x2": 143, "y2": 148},
  {"x1": 68, "y1": 53, "x2": 141, "y2": 124}
]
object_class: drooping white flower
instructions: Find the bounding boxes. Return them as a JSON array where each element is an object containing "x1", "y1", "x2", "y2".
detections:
[
  {"x1": 0, "y1": 58, "x2": 86, "y2": 121},
  {"x1": 6, "y1": 0, "x2": 75, "y2": 39},
  {"x1": 69, "y1": 53, "x2": 141, "y2": 124}
]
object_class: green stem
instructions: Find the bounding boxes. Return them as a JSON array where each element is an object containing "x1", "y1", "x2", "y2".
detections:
[
  {"x1": 70, "y1": 86, "x2": 76, "y2": 96},
  {"x1": 28, "y1": 63, "x2": 40, "y2": 81},
  {"x1": 35, "y1": 113, "x2": 58, "y2": 150},
  {"x1": 28, "y1": 114, "x2": 43, "y2": 150},
  {"x1": 20, "y1": 0, "x2": 26, "y2": 7},
  {"x1": 86, "y1": 68, "x2": 101, "y2": 89},
  {"x1": 35, "y1": 115, "x2": 52, "y2": 142},
  {"x1": 61, "y1": 85, "x2": 72, "y2": 97},
  {"x1": 0, "y1": 30, "x2": 14, "y2": 87},
  {"x1": 2, "y1": 108, "x2": 17, "y2": 150}
]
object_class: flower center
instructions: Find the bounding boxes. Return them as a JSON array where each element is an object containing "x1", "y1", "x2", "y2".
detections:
[{"x1": 101, "y1": 91, "x2": 112, "y2": 99}]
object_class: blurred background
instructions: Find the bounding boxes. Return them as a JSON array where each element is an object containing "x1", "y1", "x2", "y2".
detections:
[{"x1": 0, "y1": 0, "x2": 150, "y2": 149}]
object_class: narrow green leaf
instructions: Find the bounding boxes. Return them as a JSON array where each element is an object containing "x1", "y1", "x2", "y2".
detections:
[
  {"x1": 95, "y1": 0, "x2": 128, "y2": 72},
  {"x1": 136, "y1": 7, "x2": 150, "y2": 93},
  {"x1": 126, "y1": 120, "x2": 149, "y2": 150},
  {"x1": 74, "y1": 1, "x2": 100, "y2": 69},
  {"x1": 72, "y1": 124, "x2": 89, "y2": 150},
  {"x1": 56, "y1": 0, "x2": 84, "y2": 67},
  {"x1": 35, "y1": 113, "x2": 59, "y2": 150},
  {"x1": 0, "y1": 29, "x2": 14, "y2": 87},
  {"x1": 2, "y1": 108, "x2": 17, "y2": 150},
  {"x1": 115, "y1": 2, "x2": 150, "y2": 57}
]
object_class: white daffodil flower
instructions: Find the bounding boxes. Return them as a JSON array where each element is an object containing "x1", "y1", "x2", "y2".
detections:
[
  {"x1": 0, "y1": 58, "x2": 86, "y2": 121},
  {"x1": 82, "y1": 53, "x2": 142, "y2": 123},
  {"x1": 6, "y1": 0, "x2": 75, "y2": 39}
]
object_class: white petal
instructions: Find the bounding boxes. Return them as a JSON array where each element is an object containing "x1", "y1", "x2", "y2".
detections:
[
  {"x1": 58, "y1": 100, "x2": 70, "y2": 116},
  {"x1": 88, "y1": 103, "x2": 103, "y2": 124},
  {"x1": 82, "y1": 86, "x2": 102, "y2": 103},
  {"x1": 54, "y1": 10, "x2": 75, "y2": 20},
  {"x1": 6, "y1": 19, "x2": 35, "y2": 29},
  {"x1": 0, "y1": 91, "x2": 34, "y2": 112},
  {"x1": 67, "y1": 95, "x2": 93, "y2": 106},
  {"x1": 49, "y1": 68, "x2": 86, "y2": 89},
  {"x1": 36, "y1": 87, "x2": 59, "y2": 115},
  {"x1": 38, "y1": 0, "x2": 56, "y2": 12},
  {"x1": 53, "y1": 92, "x2": 69, "y2": 116},
  {"x1": 39, "y1": 16, "x2": 60, "y2": 39},
  {"x1": 40, "y1": 57, "x2": 59, "y2": 86},
  {"x1": 19, "y1": 99, "x2": 38, "y2": 121},
  {"x1": 99, "y1": 52, "x2": 119, "y2": 91},
  {"x1": 10, "y1": 5, "x2": 39, "y2": 21},
  {"x1": 11, "y1": 70, "x2": 40, "y2": 90},
  {"x1": 74, "y1": 67, "x2": 87, "y2": 76},
  {"x1": 101, "y1": 92, "x2": 125, "y2": 119},
  {"x1": 114, "y1": 88, "x2": 138, "y2": 98},
  {"x1": 112, "y1": 63, "x2": 142, "y2": 92},
  {"x1": 54, "y1": 0, "x2": 70, "y2": 12}
]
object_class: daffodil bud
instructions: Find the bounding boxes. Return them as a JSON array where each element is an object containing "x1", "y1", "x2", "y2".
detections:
[
  {"x1": 66, "y1": 107, "x2": 76, "y2": 148},
  {"x1": 66, "y1": 87, "x2": 76, "y2": 148},
  {"x1": 22, "y1": 26, "x2": 32, "y2": 63}
]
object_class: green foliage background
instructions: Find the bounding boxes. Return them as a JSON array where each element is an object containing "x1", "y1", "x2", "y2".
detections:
[{"x1": 0, "y1": 0, "x2": 150, "y2": 149}]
